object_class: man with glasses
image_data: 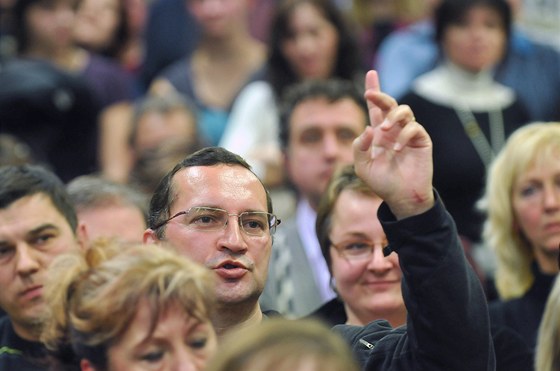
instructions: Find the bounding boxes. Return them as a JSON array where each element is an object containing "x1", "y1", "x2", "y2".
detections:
[{"x1": 144, "y1": 147, "x2": 281, "y2": 337}]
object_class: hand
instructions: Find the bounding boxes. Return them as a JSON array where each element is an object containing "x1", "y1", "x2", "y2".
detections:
[{"x1": 353, "y1": 71, "x2": 434, "y2": 219}]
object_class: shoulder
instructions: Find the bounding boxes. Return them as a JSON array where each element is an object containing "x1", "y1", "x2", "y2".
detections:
[{"x1": 307, "y1": 298, "x2": 347, "y2": 327}]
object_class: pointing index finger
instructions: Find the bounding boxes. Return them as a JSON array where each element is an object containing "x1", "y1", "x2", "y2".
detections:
[{"x1": 365, "y1": 70, "x2": 384, "y2": 126}]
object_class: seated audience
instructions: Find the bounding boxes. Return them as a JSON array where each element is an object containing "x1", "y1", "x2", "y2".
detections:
[
  {"x1": 144, "y1": 69, "x2": 495, "y2": 369},
  {"x1": 41, "y1": 240, "x2": 217, "y2": 370},
  {"x1": 483, "y1": 122, "x2": 560, "y2": 349},
  {"x1": 220, "y1": 0, "x2": 363, "y2": 185}
]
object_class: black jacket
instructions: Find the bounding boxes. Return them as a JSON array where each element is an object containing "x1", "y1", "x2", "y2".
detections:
[
  {"x1": 0, "y1": 316, "x2": 47, "y2": 371},
  {"x1": 333, "y1": 195, "x2": 495, "y2": 370}
]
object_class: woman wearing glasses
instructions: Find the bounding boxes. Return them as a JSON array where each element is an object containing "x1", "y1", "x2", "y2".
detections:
[
  {"x1": 311, "y1": 164, "x2": 405, "y2": 328},
  {"x1": 310, "y1": 164, "x2": 533, "y2": 371}
]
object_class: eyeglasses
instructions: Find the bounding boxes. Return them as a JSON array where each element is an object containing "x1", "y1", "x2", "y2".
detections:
[
  {"x1": 153, "y1": 206, "x2": 281, "y2": 236},
  {"x1": 330, "y1": 238, "x2": 388, "y2": 261}
]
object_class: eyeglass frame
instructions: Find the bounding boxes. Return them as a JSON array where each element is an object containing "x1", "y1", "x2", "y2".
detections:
[
  {"x1": 329, "y1": 237, "x2": 391, "y2": 261},
  {"x1": 152, "y1": 206, "x2": 281, "y2": 236}
]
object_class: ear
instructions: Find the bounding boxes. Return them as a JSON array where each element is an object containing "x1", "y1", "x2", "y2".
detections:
[
  {"x1": 80, "y1": 358, "x2": 95, "y2": 371},
  {"x1": 143, "y1": 228, "x2": 160, "y2": 244},
  {"x1": 76, "y1": 222, "x2": 89, "y2": 251}
]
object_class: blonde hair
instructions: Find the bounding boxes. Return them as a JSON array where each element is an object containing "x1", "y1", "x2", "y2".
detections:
[
  {"x1": 481, "y1": 122, "x2": 560, "y2": 299},
  {"x1": 41, "y1": 239, "x2": 215, "y2": 369},
  {"x1": 207, "y1": 318, "x2": 359, "y2": 371},
  {"x1": 535, "y1": 275, "x2": 560, "y2": 371}
]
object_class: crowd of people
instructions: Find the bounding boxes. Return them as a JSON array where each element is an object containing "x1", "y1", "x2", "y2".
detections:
[{"x1": 0, "y1": 0, "x2": 559, "y2": 370}]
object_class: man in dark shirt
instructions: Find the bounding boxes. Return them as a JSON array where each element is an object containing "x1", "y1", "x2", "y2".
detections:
[{"x1": 0, "y1": 165, "x2": 86, "y2": 370}]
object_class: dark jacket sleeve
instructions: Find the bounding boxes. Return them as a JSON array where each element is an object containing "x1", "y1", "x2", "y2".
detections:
[{"x1": 334, "y1": 194, "x2": 495, "y2": 371}]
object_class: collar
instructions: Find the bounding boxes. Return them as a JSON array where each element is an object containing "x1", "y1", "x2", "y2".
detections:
[{"x1": 412, "y1": 62, "x2": 515, "y2": 111}]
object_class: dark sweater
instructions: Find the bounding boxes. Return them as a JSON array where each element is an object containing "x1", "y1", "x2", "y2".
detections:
[
  {"x1": 0, "y1": 316, "x2": 47, "y2": 370},
  {"x1": 332, "y1": 195, "x2": 494, "y2": 370},
  {"x1": 489, "y1": 262, "x2": 556, "y2": 349}
]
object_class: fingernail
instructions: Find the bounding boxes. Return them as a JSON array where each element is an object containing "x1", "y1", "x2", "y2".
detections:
[{"x1": 393, "y1": 142, "x2": 402, "y2": 151}]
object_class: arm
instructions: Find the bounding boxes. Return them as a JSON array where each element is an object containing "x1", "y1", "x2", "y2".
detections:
[{"x1": 339, "y1": 70, "x2": 494, "y2": 370}]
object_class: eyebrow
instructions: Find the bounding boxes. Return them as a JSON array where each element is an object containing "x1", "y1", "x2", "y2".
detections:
[
  {"x1": 26, "y1": 224, "x2": 60, "y2": 238},
  {"x1": 0, "y1": 224, "x2": 59, "y2": 247}
]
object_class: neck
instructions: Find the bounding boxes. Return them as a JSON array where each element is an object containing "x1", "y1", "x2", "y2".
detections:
[
  {"x1": 212, "y1": 301, "x2": 263, "y2": 338},
  {"x1": 199, "y1": 29, "x2": 258, "y2": 58},
  {"x1": 12, "y1": 319, "x2": 42, "y2": 342},
  {"x1": 25, "y1": 45, "x2": 85, "y2": 71},
  {"x1": 345, "y1": 304, "x2": 407, "y2": 328},
  {"x1": 534, "y1": 249, "x2": 560, "y2": 275}
]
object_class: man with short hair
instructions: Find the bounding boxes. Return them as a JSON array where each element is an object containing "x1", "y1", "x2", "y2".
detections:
[
  {"x1": 67, "y1": 175, "x2": 148, "y2": 243},
  {"x1": 0, "y1": 165, "x2": 86, "y2": 369},
  {"x1": 142, "y1": 71, "x2": 495, "y2": 370},
  {"x1": 143, "y1": 147, "x2": 280, "y2": 336},
  {"x1": 261, "y1": 79, "x2": 369, "y2": 317}
]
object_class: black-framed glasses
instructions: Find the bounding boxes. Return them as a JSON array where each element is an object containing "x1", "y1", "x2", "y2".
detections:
[
  {"x1": 153, "y1": 206, "x2": 281, "y2": 236},
  {"x1": 330, "y1": 238, "x2": 388, "y2": 261}
]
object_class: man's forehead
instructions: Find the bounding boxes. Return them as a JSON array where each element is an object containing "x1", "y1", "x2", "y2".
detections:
[
  {"x1": 291, "y1": 98, "x2": 367, "y2": 126},
  {"x1": 171, "y1": 165, "x2": 267, "y2": 206},
  {"x1": 0, "y1": 193, "x2": 73, "y2": 239}
]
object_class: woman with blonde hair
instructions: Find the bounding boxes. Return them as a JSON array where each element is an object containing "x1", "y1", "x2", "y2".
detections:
[
  {"x1": 484, "y1": 122, "x2": 560, "y2": 349},
  {"x1": 41, "y1": 240, "x2": 217, "y2": 370}
]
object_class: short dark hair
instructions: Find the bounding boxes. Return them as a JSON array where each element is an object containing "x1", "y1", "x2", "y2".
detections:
[
  {"x1": 0, "y1": 164, "x2": 78, "y2": 232},
  {"x1": 279, "y1": 78, "x2": 368, "y2": 149},
  {"x1": 148, "y1": 147, "x2": 273, "y2": 238},
  {"x1": 434, "y1": 0, "x2": 512, "y2": 45}
]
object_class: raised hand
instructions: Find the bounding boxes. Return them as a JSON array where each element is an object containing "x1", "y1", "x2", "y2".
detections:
[{"x1": 353, "y1": 70, "x2": 434, "y2": 220}]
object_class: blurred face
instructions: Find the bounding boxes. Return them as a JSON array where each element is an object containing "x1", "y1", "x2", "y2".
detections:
[
  {"x1": 134, "y1": 110, "x2": 197, "y2": 154},
  {"x1": 0, "y1": 194, "x2": 83, "y2": 339},
  {"x1": 73, "y1": 0, "x2": 120, "y2": 52},
  {"x1": 78, "y1": 205, "x2": 146, "y2": 244},
  {"x1": 329, "y1": 190, "x2": 404, "y2": 326},
  {"x1": 24, "y1": 0, "x2": 77, "y2": 52},
  {"x1": 107, "y1": 303, "x2": 217, "y2": 371},
  {"x1": 147, "y1": 165, "x2": 271, "y2": 307},
  {"x1": 281, "y1": 2, "x2": 339, "y2": 79},
  {"x1": 286, "y1": 98, "x2": 366, "y2": 208},
  {"x1": 187, "y1": 0, "x2": 248, "y2": 38},
  {"x1": 442, "y1": 5, "x2": 506, "y2": 72},
  {"x1": 512, "y1": 156, "x2": 560, "y2": 274}
]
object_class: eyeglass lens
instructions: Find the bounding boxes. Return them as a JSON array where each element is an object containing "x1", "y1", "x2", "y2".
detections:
[{"x1": 184, "y1": 207, "x2": 277, "y2": 236}]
